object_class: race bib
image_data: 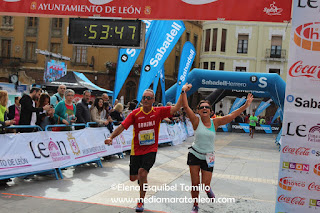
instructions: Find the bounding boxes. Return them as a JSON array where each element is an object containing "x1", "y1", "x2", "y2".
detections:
[
  {"x1": 139, "y1": 129, "x2": 155, "y2": 146},
  {"x1": 206, "y1": 152, "x2": 215, "y2": 168}
]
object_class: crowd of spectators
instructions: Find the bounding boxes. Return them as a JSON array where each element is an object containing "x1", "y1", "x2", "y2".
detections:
[{"x1": 0, "y1": 85, "x2": 143, "y2": 133}]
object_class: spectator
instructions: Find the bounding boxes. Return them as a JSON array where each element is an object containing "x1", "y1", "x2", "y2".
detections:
[
  {"x1": 76, "y1": 90, "x2": 91, "y2": 126},
  {"x1": 19, "y1": 87, "x2": 51, "y2": 131},
  {"x1": 36, "y1": 93, "x2": 56, "y2": 130},
  {"x1": 0, "y1": 90, "x2": 15, "y2": 133},
  {"x1": 114, "y1": 99, "x2": 119, "y2": 107},
  {"x1": 8, "y1": 96, "x2": 21, "y2": 124},
  {"x1": 101, "y1": 93, "x2": 110, "y2": 103},
  {"x1": 54, "y1": 89, "x2": 77, "y2": 127},
  {"x1": 50, "y1": 85, "x2": 66, "y2": 108},
  {"x1": 110, "y1": 103, "x2": 124, "y2": 125},
  {"x1": 0, "y1": 90, "x2": 15, "y2": 185},
  {"x1": 90, "y1": 97, "x2": 112, "y2": 126},
  {"x1": 101, "y1": 93, "x2": 112, "y2": 111}
]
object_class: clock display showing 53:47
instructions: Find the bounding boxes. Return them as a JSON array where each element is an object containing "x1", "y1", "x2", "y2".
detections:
[{"x1": 84, "y1": 24, "x2": 136, "y2": 40}]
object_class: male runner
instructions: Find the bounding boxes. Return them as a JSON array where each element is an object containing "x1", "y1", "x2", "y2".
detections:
[
  {"x1": 105, "y1": 85, "x2": 191, "y2": 212},
  {"x1": 249, "y1": 111, "x2": 258, "y2": 138}
]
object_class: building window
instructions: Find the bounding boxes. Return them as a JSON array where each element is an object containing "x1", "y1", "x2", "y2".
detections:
[
  {"x1": 186, "y1": 32, "x2": 190, "y2": 42},
  {"x1": 26, "y1": 41, "x2": 36, "y2": 60},
  {"x1": 203, "y1": 62, "x2": 209, "y2": 69},
  {"x1": 1, "y1": 39, "x2": 11, "y2": 57},
  {"x1": 221, "y1": 29, "x2": 227, "y2": 52},
  {"x1": 74, "y1": 46, "x2": 87, "y2": 63},
  {"x1": 219, "y1": 62, "x2": 225, "y2": 70},
  {"x1": 235, "y1": 67, "x2": 246, "y2": 72},
  {"x1": 27, "y1": 17, "x2": 38, "y2": 27},
  {"x1": 52, "y1": 18, "x2": 63, "y2": 29},
  {"x1": 237, "y1": 35, "x2": 248, "y2": 54},
  {"x1": 125, "y1": 81, "x2": 136, "y2": 103},
  {"x1": 2, "y1": 16, "x2": 13, "y2": 26},
  {"x1": 50, "y1": 43, "x2": 61, "y2": 54},
  {"x1": 193, "y1": 34, "x2": 198, "y2": 49},
  {"x1": 212, "y1": 28, "x2": 218, "y2": 51},
  {"x1": 269, "y1": 68, "x2": 280, "y2": 75},
  {"x1": 271, "y1": 36, "x2": 282, "y2": 58},
  {"x1": 204, "y1": 29, "x2": 211, "y2": 52},
  {"x1": 210, "y1": 62, "x2": 215, "y2": 70}
]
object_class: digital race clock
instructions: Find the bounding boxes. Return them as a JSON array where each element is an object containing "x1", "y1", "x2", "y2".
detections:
[{"x1": 68, "y1": 18, "x2": 145, "y2": 48}]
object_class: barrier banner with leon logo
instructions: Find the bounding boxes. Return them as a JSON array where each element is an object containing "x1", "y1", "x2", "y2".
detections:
[
  {"x1": 275, "y1": 1, "x2": 320, "y2": 212},
  {"x1": 0, "y1": 0, "x2": 292, "y2": 22}
]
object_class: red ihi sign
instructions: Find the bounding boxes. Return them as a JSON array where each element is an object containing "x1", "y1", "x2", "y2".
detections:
[{"x1": 1, "y1": 0, "x2": 292, "y2": 22}]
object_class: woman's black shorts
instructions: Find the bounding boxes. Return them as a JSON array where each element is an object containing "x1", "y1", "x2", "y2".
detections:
[{"x1": 187, "y1": 152, "x2": 213, "y2": 172}]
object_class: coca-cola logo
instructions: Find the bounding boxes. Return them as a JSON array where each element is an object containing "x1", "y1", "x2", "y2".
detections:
[
  {"x1": 294, "y1": 22, "x2": 320, "y2": 51},
  {"x1": 314, "y1": 163, "x2": 320, "y2": 176},
  {"x1": 279, "y1": 177, "x2": 306, "y2": 191},
  {"x1": 264, "y1": 1, "x2": 283, "y2": 16},
  {"x1": 278, "y1": 195, "x2": 306, "y2": 206},
  {"x1": 289, "y1": 61, "x2": 320, "y2": 80},
  {"x1": 282, "y1": 146, "x2": 310, "y2": 156},
  {"x1": 308, "y1": 182, "x2": 320, "y2": 191}
]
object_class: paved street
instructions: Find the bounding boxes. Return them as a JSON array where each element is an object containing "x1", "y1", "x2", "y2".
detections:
[{"x1": 0, "y1": 132, "x2": 280, "y2": 213}]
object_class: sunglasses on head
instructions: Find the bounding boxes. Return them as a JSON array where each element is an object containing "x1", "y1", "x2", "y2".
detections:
[
  {"x1": 199, "y1": 106, "x2": 211, "y2": 110},
  {"x1": 142, "y1": 96, "x2": 154, "y2": 100}
]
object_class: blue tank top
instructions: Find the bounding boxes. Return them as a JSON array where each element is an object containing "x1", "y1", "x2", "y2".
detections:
[{"x1": 189, "y1": 118, "x2": 216, "y2": 160}]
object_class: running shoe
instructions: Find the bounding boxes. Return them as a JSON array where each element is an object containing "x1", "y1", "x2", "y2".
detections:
[
  {"x1": 135, "y1": 202, "x2": 144, "y2": 212},
  {"x1": 190, "y1": 205, "x2": 199, "y2": 213},
  {"x1": 206, "y1": 187, "x2": 215, "y2": 199}
]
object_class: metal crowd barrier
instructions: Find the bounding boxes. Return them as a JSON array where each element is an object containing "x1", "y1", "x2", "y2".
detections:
[
  {"x1": 2, "y1": 123, "x2": 105, "y2": 180},
  {"x1": 5, "y1": 125, "x2": 43, "y2": 131}
]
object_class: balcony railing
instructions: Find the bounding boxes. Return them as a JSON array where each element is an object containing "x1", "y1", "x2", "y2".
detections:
[
  {"x1": 266, "y1": 49, "x2": 286, "y2": 59},
  {"x1": 0, "y1": 57, "x2": 21, "y2": 68}
]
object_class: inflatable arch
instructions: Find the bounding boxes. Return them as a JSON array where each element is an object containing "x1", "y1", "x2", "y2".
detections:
[
  {"x1": 165, "y1": 69, "x2": 286, "y2": 111},
  {"x1": 205, "y1": 88, "x2": 271, "y2": 106}
]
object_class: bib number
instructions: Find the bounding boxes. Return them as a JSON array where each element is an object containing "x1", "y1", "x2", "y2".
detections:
[
  {"x1": 139, "y1": 129, "x2": 155, "y2": 146},
  {"x1": 206, "y1": 152, "x2": 215, "y2": 168}
]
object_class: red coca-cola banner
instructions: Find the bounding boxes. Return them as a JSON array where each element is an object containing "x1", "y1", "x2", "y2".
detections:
[{"x1": 0, "y1": 0, "x2": 292, "y2": 22}]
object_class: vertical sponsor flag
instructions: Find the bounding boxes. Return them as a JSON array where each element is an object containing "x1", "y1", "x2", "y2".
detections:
[
  {"x1": 136, "y1": 20, "x2": 185, "y2": 103},
  {"x1": 276, "y1": 1, "x2": 320, "y2": 212},
  {"x1": 229, "y1": 97, "x2": 246, "y2": 113},
  {"x1": 113, "y1": 20, "x2": 154, "y2": 104},
  {"x1": 160, "y1": 67, "x2": 166, "y2": 105},
  {"x1": 271, "y1": 107, "x2": 283, "y2": 123},
  {"x1": 254, "y1": 99, "x2": 272, "y2": 116},
  {"x1": 175, "y1": 41, "x2": 196, "y2": 103}
]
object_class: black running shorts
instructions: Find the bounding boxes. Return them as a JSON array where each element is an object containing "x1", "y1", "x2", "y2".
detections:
[
  {"x1": 130, "y1": 152, "x2": 157, "y2": 176},
  {"x1": 187, "y1": 152, "x2": 213, "y2": 172}
]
